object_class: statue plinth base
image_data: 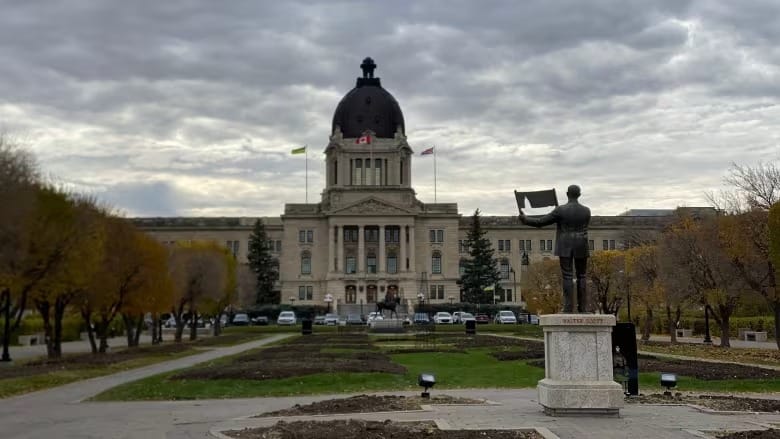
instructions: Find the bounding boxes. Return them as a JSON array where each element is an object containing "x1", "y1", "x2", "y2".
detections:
[{"x1": 537, "y1": 314, "x2": 624, "y2": 416}]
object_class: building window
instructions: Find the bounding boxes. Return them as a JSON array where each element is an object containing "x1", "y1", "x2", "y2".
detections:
[
  {"x1": 385, "y1": 227, "x2": 399, "y2": 243},
  {"x1": 547, "y1": 240, "x2": 553, "y2": 251},
  {"x1": 602, "y1": 240, "x2": 608, "y2": 250},
  {"x1": 367, "y1": 255, "x2": 377, "y2": 274},
  {"x1": 345, "y1": 256, "x2": 356, "y2": 274},
  {"x1": 524, "y1": 240, "x2": 532, "y2": 251},
  {"x1": 610, "y1": 239, "x2": 616, "y2": 250},
  {"x1": 299, "y1": 230, "x2": 306, "y2": 243},
  {"x1": 344, "y1": 228, "x2": 358, "y2": 242},
  {"x1": 588, "y1": 240, "x2": 594, "y2": 251},
  {"x1": 506, "y1": 289, "x2": 512, "y2": 302},
  {"x1": 498, "y1": 239, "x2": 510, "y2": 252},
  {"x1": 226, "y1": 240, "x2": 239, "y2": 258},
  {"x1": 353, "y1": 158, "x2": 363, "y2": 186},
  {"x1": 429, "y1": 229, "x2": 444, "y2": 243},
  {"x1": 365, "y1": 228, "x2": 378, "y2": 242},
  {"x1": 540, "y1": 240, "x2": 546, "y2": 252},
  {"x1": 432, "y1": 251, "x2": 442, "y2": 274},
  {"x1": 301, "y1": 251, "x2": 311, "y2": 275},
  {"x1": 374, "y1": 158, "x2": 382, "y2": 186},
  {"x1": 387, "y1": 255, "x2": 398, "y2": 274},
  {"x1": 432, "y1": 285, "x2": 444, "y2": 300},
  {"x1": 307, "y1": 230, "x2": 313, "y2": 243},
  {"x1": 458, "y1": 240, "x2": 468, "y2": 254},
  {"x1": 345, "y1": 286, "x2": 357, "y2": 304},
  {"x1": 298, "y1": 286, "x2": 313, "y2": 301},
  {"x1": 500, "y1": 259, "x2": 510, "y2": 279}
]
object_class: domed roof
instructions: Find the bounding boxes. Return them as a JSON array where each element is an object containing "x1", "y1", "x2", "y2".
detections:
[{"x1": 332, "y1": 57, "x2": 405, "y2": 139}]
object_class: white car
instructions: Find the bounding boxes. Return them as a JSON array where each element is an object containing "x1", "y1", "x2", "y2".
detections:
[
  {"x1": 433, "y1": 312, "x2": 453, "y2": 324},
  {"x1": 277, "y1": 311, "x2": 297, "y2": 325},
  {"x1": 367, "y1": 312, "x2": 384, "y2": 322},
  {"x1": 494, "y1": 310, "x2": 518, "y2": 324},
  {"x1": 458, "y1": 312, "x2": 476, "y2": 324}
]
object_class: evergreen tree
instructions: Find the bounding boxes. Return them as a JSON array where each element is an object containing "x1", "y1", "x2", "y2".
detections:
[
  {"x1": 459, "y1": 209, "x2": 502, "y2": 303},
  {"x1": 247, "y1": 219, "x2": 279, "y2": 304}
]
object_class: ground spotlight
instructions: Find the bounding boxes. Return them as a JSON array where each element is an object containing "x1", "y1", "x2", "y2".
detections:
[
  {"x1": 660, "y1": 373, "x2": 677, "y2": 396},
  {"x1": 418, "y1": 373, "x2": 435, "y2": 398}
]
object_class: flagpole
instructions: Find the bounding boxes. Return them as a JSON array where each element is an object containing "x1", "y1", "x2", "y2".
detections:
[
  {"x1": 434, "y1": 145, "x2": 437, "y2": 203},
  {"x1": 305, "y1": 144, "x2": 308, "y2": 203}
]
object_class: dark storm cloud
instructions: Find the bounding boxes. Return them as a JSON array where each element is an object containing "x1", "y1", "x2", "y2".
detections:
[{"x1": 1, "y1": 0, "x2": 778, "y2": 216}]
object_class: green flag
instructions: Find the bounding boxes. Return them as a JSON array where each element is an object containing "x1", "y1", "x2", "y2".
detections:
[{"x1": 291, "y1": 146, "x2": 306, "y2": 155}]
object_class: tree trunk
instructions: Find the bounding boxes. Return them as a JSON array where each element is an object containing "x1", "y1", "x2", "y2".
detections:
[
  {"x1": 96, "y1": 319, "x2": 110, "y2": 353},
  {"x1": 213, "y1": 312, "x2": 222, "y2": 337},
  {"x1": 122, "y1": 313, "x2": 135, "y2": 347},
  {"x1": 1, "y1": 290, "x2": 12, "y2": 362},
  {"x1": 52, "y1": 297, "x2": 66, "y2": 359},
  {"x1": 719, "y1": 311, "x2": 731, "y2": 348},
  {"x1": 641, "y1": 307, "x2": 652, "y2": 341},
  {"x1": 156, "y1": 316, "x2": 163, "y2": 344},
  {"x1": 81, "y1": 308, "x2": 97, "y2": 354},
  {"x1": 667, "y1": 306, "x2": 677, "y2": 344},
  {"x1": 189, "y1": 309, "x2": 198, "y2": 341},
  {"x1": 133, "y1": 315, "x2": 143, "y2": 346},
  {"x1": 774, "y1": 303, "x2": 780, "y2": 350}
]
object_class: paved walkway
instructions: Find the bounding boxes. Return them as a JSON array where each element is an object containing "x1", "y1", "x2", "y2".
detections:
[
  {"x1": 641, "y1": 333, "x2": 777, "y2": 350},
  {"x1": 2, "y1": 332, "x2": 779, "y2": 439}
]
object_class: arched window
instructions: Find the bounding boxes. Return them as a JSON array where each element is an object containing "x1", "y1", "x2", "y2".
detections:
[
  {"x1": 432, "y1": 251, "x2": 442, "y2": 274},
  {"x1": 301, "y1": 251, "x2": 311, "y2": 275},
  {"x1": 500, "y1": 258, "x2": 510, "y2": 279}
]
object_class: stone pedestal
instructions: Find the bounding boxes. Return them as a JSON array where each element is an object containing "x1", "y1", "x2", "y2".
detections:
[{"x1": 537, "y1": 314, "x2": 624, "y2": 416}]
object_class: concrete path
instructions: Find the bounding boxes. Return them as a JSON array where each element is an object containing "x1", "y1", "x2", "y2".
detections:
[{"x1": 641, "y1": 333, "x2": 778, "y2": 350}]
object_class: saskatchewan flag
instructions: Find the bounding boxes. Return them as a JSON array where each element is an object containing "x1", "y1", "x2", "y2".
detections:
[{"x1": 291, "y1": 146, "x2": 306, "y2": 155}]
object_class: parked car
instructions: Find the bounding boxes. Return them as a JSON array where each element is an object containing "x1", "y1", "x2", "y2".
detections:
[
  {"x1": 529, "y1": 314, "x2": 540, "y2": 325},
  {"x1": 494, "y1": 310, "x2": 518, "y2": 324},
  {"x1": 367, "y1": 312, "x2": 384, "y2": 322},
  {"x1": 413, "y1": 313, "x2": 431, "y2": 325},
  {"x1": 458, "y1": 312, "x2": 476, "y2": 324},
  {"x1": 277, "y1": 311, "x2": 297, "y2": 325},
  {"x1": 164, "y1": 317, "x2": 177, "y2": 328},
  {"x1": 346, "y1": 314, "x2": 364, "y2": 325},
  {"x1": 433, "y1": 312, "x2": 453, "y2": 324},
  {"x1": 232, "y1": 313, "x2": 250, "y2": 326},
  {"x1": 324, "y1": 313, "x2": 339, "y2": 325},
  {"x1": 452, "y1": 311, "x2": 464, "y2": 323},
  {"x1": 251, "y1": 316, "x2": 269, "y2": 326},
  {"x1": 313, "y1": 315, "x2": 326, "y2": 325},
  {"x1": 475, "y1": 314, "x2": 490, "y2": 324}
]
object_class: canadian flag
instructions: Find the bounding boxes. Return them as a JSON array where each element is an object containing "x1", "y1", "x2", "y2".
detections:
[{"x1": 355, "y1": 135, "x2": 372, "y2": 144}]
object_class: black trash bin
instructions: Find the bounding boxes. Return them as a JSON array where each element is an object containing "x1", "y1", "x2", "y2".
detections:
[
  {"x1": 302, "y1": 319, "x2": 313, "y2": 335},
  {"x1": 465, "y1": 320, "x2": 476, "y2": 335}
]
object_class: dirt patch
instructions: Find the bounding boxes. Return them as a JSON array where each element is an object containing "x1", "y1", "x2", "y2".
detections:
[
  {"x1": 717, "y1": 429, "x2": 780, "y2": 439},
  {"x1": 0, "y1": 343, "x2": 193, "y2": 379},
  {"x1": 628, "y1": 393, "x2": 780, "y2": 412},
  {"x1": 639, "y1": 340, "x2": 780, "y2": 367},
  {"x1": 228, "y1": 420, "x2": 543, "y2": 439},
  {"x1": 257, "y1": 394, "x2": 485, "y2": 417},
  {"x1": 526, "y1": 355, "x2": 780, "y2": 381},
  {"x1": 170, "y1": 334, "x2": 406, "y2": 381}
]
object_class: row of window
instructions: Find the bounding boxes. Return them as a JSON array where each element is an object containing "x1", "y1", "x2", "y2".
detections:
[
  {"x1": 341, "y1": 227, "x2": 403, "y2": 243},
  {"x1": 351, "y1": 158, "x2": 385, "y2": 186},
  {"x1": 298, "y1": 285, "x2": 313, "y2": 300},
  {"x1": 457, "y1": 239, "x2": 624, "y2": 254},
  {"x1": 302, "y1": 252, "x2": 443, "y2": 275}
]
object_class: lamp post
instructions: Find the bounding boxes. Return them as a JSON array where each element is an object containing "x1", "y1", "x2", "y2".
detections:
[
  {"x1": 324, "y1": 293, "x2": 333, "y2": 313},
  {"x1": 703, "y1": 304, "x2": 712, "y2": 345}
]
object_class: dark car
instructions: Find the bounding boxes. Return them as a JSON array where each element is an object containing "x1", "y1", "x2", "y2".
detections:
[
  {"x1": 475, "y1": 314, "x2": 490, "y2": 324},
  {"x1": 413, "y1": 313, "x2": 431, "y2": 325},
  {"x1": 313, "y1": 315, "x2": 326, "y2": 325},
  {"x1": 231, "y1": 313, "x2": 250, "y2": 326},
  {"x1": 251, "y1": 316, "x2": 269, "y2": 326},
  {"x1": 346, "y1": 314, "x2": 364, "y2": 325}
]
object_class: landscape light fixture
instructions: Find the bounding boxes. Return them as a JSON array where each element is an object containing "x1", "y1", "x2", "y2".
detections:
[
  {"x1": 418, "y1": 373, "x2": 436, "y2": 398},
  {"x1": 660, "y1": 373, "x2": 677, "y2": 396}
]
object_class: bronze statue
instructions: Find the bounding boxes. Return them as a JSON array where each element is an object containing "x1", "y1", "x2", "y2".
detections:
[{"x1": 518, "y1": 185, "x2": 591, "y2": 313}]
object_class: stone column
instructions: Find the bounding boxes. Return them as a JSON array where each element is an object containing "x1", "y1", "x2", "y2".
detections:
[
  {"x1": 408, "y1": 225, "x2": 415, "y2": 272},
  {"x1": 537, "y1": 314, "x2": 624, "y2": 416},
  {"x1": 400, "y1": 226, "x2": 407, "y2": 272},
  {"x1": 358, "y1": 225, "x2": 365, "y2": 273},
  {"x1": 337, "y1": 225, "x2": 344, "y2": 274},
  {"x1": 328, "y1": 225, "x2": 336, "y2": 272},
  {"x1": 378, "y1": 225, "x2": 386, "y2": 274}
]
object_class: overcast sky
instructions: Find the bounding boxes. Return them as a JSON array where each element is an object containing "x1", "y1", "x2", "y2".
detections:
[{"x1": 2, "y1": 1, "x2": 779, "y2": 217}]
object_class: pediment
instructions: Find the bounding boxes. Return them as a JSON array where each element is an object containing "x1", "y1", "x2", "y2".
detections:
[{"x1": 330, "y1": 197, "x2": 415, "y2": 216}]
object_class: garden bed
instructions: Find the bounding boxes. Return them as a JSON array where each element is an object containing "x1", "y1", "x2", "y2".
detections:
[
  {"x1": 628, "y1": 393, "x2": 780, "y2": 412},
  {"x1": 717, "y1": 429, "x2": 780, "y2": 439},
  {"x1": 257, "y1": 394, "x2": 484, "y2": 417},
  {"x1": 228, "y1": 420, "x2": 542, "y2": 439}
]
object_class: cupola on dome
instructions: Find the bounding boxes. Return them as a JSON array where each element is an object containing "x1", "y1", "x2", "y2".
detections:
[{"x1": 331, "y1": 57, "x2": 405, "y2": 139}]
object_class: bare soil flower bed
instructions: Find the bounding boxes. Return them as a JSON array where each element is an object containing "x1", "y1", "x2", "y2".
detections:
[
  {"x1": 256, "y1": 394, "x2": 485, "y2": 417},
  {"x1": 527, "y1": 354, "x2": 780, "y2": 381},
  {"x1": 228, "y1": 420, "x2": 543, "y2": 439},
  {"x1": 0, "y1": 343, "x2": 193, "y2": 379},
  {"x1": 628, "y1": 393, "x2": 780, "y2": 412},
  {"x1": 170, "y1": 334, "x2": 406, "y2": 381},
  {"x1": 717, "y1": 429, "x2": 780, "y2": 439}
]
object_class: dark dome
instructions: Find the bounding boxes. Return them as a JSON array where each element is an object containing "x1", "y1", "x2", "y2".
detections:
[{"x1": 332, "y1": 57, "x2": 405, "y2": 139}]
